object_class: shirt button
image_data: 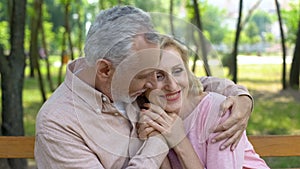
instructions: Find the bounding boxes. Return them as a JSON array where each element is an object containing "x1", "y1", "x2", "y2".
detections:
[
  {"x1": 114, "y1": 113, "x2": 119, "y2": 116},
  {"x1": 96, "y1": 108, "x2": 101, "y2": 113},
  {"x1": 102, "y1": 97, "x2": 107, "y2": 102}
]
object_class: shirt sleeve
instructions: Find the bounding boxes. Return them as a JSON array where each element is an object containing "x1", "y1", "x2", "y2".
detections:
[
  {"x1": 200, "y1": 76, "x2": 251, "y2": 97},
  {"x1": 35, "y1": 133, "x2": 104, "y2": 169},
  {"x1": 126, "y1": 135, "x2": 169, "y2": 169},
  {"x1": 35, "y1": 126, "x2": 169, "y2": 169}
]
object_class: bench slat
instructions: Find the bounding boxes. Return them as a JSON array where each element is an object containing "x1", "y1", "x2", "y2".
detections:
[
  {"x1": 248, "y1": 135, "x2": 300, "y2": 157},
  {"x1": 0, "y1": 135, "x2": 299, "y2": 159},
  {"x1": 0, "y1": 136, "x2": 35, "y2": 158}
]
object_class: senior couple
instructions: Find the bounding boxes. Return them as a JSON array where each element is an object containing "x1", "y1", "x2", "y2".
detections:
[{"x1": 35, "y1": 6, "x2": 269, "y2": 169}]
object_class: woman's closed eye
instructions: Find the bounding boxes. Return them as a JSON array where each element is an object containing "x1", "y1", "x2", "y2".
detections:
[{"x1": 172, "y1": 67, "x2": 184, "y2": 75}]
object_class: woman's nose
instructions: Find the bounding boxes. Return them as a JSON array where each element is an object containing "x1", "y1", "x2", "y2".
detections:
[{"x1": 164, "y1": 74, "x2": 178, "y2": 90}]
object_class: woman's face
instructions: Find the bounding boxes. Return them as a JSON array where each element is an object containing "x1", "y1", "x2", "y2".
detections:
[{"x1": 145, "y1": 46, "x2": 189, "y2": 113}]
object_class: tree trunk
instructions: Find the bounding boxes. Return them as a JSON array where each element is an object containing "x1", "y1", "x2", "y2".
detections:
[
  {"x1": 240, "y1": 0, "x2": 262, "y2": 30},
  {"x1": 40, "y1": 2, "x2": 55, "y2": 92},
  {"x1": 29, "y1": 0, "x2": 47, "y2": 102},
  {"x1": 275, "y1": 0, "x2": 287, "y2": 90},
  {"x1": 58, "y1": 32, "x2": 67, "y2": 86},
  {"x1": 65, "y1": 2, "x2": 74, "y2": 60},
  {"x1": 290, "y1": 21, "x2": 300, "y2": 89},
  {"x1": 76, "y1": 2, "x2": 84, "y2": 57},
  {"x1": 0, "y1": 46, "x2": 10, "y2": 169},
  {"x1": 0, "y1": 0, "x2": 27, "y2": 168},
  {"x1": 231, "y1": 0, "x2": 243, "y2": 83},
  {"x1": 192, "y1": 0, "x2": 211, "y2": 76},
  {"x1": 169, "y1": 0, "x2": 175, "y2": 36}
]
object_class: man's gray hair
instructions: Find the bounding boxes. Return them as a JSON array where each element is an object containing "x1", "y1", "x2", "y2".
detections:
[{"x1": 84, "y1": 6, "x2": 158, "y2": 67}]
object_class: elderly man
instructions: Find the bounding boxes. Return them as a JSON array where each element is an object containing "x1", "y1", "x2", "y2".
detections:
[{"x1": 35, "y1": 6, "x2": 252, "y2": 168}]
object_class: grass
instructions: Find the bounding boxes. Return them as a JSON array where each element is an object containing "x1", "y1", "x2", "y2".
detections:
[
  {"x1": 234, "y1": 63, "x2": 300, "y2": 168},
  {"x1": 1, "y1": 55, "x2": 300, "y2": 167}
]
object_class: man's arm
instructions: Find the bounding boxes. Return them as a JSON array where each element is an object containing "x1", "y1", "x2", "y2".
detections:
[
  {"x1": 200, "y1": 76, "x2": 253, "y2": 151},
  {"x1": 35, "y1": 133, "x2": 105, "y2": 169},
  {"x1": 35, "y1": 130, "x2": 169, "y2": 169},
  {"x1": 200, "y1": 76, "x2": 252, "y2": 98},
  {"x1": 127, "y1": 134, "x2": 169, "y2": 169}
]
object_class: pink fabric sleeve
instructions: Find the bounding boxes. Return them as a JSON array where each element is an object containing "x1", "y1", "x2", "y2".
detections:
[
  {"x1": 185, "y1": 92, "x2": 244, "y2": 168},
  {"x1": 201, "y1": 93, "x2": 244, "y2": 168}
]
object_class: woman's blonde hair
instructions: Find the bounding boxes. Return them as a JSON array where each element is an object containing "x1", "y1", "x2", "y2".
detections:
[{"x1": 160, "y1": 36, "x2": 203, "y2": 95}]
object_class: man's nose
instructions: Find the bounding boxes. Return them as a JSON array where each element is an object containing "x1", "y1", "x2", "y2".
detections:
[{"x1": 145, "y1": 72, "x2": 157, "y2": 89}]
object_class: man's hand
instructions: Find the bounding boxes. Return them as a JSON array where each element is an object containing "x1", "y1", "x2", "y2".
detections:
[{"x1": 212, "y1": 95, "x2": 253, "y2": 151}]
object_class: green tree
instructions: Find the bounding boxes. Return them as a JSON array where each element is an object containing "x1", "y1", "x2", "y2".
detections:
[
  {"x1": 249, "y1": 10, "x2": 272, "y2": 41},
  {"x1": 185, "y1": 1, "x2": 229, "y2": 45},
  {"x1": 281, "y1": 1, "x2": 299, "y2": 44},
  {"x1": 0, "y1": 0, "x2": 28, "y2": 168},
  {"x1": 244, "y1": 22, "x2": 260, "y2": 44},
  {"x1": 201, "y1": 4, "x2": 229, "y2": 44},
  {"x1": 290, "y1": 21, "x2": 300, "y2": 89}
]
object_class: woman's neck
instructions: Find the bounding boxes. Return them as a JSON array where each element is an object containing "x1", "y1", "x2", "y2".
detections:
[{"x1": 179, "y1": 92, "x2": 208, "y2": 119}]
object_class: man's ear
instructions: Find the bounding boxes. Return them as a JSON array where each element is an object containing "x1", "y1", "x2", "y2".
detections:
[{"x1": 96, "y1": 59, "x2": 114, "y2": 78}]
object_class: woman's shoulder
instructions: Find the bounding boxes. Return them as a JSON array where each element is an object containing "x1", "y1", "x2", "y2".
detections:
[{"x1": 198, "y1": 92, "x2": 227, "y2": 108}]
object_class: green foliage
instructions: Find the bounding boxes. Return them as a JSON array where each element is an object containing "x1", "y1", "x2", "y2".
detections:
[
  {"x1": 130, "y1": 0, "x2": 168, "y2": 12},
  {"x1": 43, "y1": 22, "x2": 56, "y2": 53},
  {"x1": 0, "y1": 0, "x2": 8, "y2": 21},
  {"x1": 245, "y1": 22, "x2": 260, "y2": 44},
  {"x1": 249, "y1": 10, "x2": 272, "y2": 35},
  {"x1": 0, "y1": 21, "x2": 10, "y2": 50},
  {"x1": 201, "y1": 5, "x2": 229, "y2": 44},
  {"x1": 281, "y1": 1, "x2": 299, "y2": 44},
  {"x1": 185, "y1": 1, "x2": 229, "y2": 44},
  {"x1": 264, "y1": 32, "x2": 275, "y2": 43},
  {"x1": 45, "y1": 0, "x2": 64, "y2": 32}
]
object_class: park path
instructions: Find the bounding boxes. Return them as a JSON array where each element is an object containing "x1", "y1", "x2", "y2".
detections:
[{"x1": 238, "y1": 55, "x2": 292, "y2": 65}]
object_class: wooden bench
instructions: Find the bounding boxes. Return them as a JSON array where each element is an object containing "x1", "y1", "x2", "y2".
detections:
[
  {"x1": 0, "y1": 136, "x2": 35, "y2": 158},
  {"x1": 0, "y1": 135, "x2": 299, "y2": 158}
]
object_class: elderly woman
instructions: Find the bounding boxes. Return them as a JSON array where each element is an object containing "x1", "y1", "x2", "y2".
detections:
[{"x1": 137, "y1": 37, "x2": 270, "y2": 169}]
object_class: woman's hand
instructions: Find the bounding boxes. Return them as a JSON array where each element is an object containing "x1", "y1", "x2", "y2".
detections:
[{"x1": 137, "y1": 103, "x2": 186, "y2": 148}]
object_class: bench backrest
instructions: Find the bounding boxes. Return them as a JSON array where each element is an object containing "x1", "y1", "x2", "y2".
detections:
[
  {"x1": 248, "y1": 135, "x2": 300, "y2": 157},
  {"x1": 0, "y1": 136, "x2": 34, "y2": 158},
  {"x1": 0, "y1": 135, "x2": 299, "y2": 158}
]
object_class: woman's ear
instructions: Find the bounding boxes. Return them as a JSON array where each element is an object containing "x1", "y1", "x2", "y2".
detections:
[{"x1": 96, "y1": 59, "x2": 114, "y2": 78}]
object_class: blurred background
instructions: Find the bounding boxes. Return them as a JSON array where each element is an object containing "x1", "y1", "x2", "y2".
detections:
[{"x1": 0, "y1": 0, "x2": 299, "y2": 168}]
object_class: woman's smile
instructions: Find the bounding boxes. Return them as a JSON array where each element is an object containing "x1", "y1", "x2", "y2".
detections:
[{"x1": 165, "y1": 90, "x2": 181, "y2": 102}]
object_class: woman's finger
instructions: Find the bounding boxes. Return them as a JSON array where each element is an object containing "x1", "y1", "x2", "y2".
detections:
[
  {"x1": 144, "y1": 103, "x2": 173, "y2": 122},
  {"x1": 143, "y1": 109, "x2": 169, "y2": 127}
]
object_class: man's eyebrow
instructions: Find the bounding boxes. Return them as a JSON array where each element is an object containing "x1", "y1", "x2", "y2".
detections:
[{"x1": 135, "y1": 70, "x2": 155, "y2": 78}]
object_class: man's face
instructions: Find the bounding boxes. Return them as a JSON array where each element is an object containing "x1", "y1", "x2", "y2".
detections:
[
  {"x1": 129, "y1": 69, "x2": 157, "y2": 100},
  {"x1": 111, "y1": 34, "x2": 161, "y2": 103},
  {"x1": 127, "y1": 34, "x2": 160, "y2": 100}
]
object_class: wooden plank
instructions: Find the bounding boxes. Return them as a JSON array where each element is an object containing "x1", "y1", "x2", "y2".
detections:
[
  {"x1": 0, "y1": 136, "x2": 35, "y2": 158},
  {"x1": 0, "y1": 135, "x2": 299, "y2": 159},
  {"x1": 248, "y1": 135, "x2": 300, "y2": 157}
]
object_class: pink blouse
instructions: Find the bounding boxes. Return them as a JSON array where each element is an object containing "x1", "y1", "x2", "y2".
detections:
[{"x1": 169, "y1": 92, "x2": 270, "y2": 169}]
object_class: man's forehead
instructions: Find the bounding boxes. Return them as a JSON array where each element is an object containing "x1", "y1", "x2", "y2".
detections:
[
  {"x1": 135, "y1": 69, "x2": 156, "y2": 76},
  {"x1": 132, "y1": 33, "x2": 159, "y2": 51}
]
